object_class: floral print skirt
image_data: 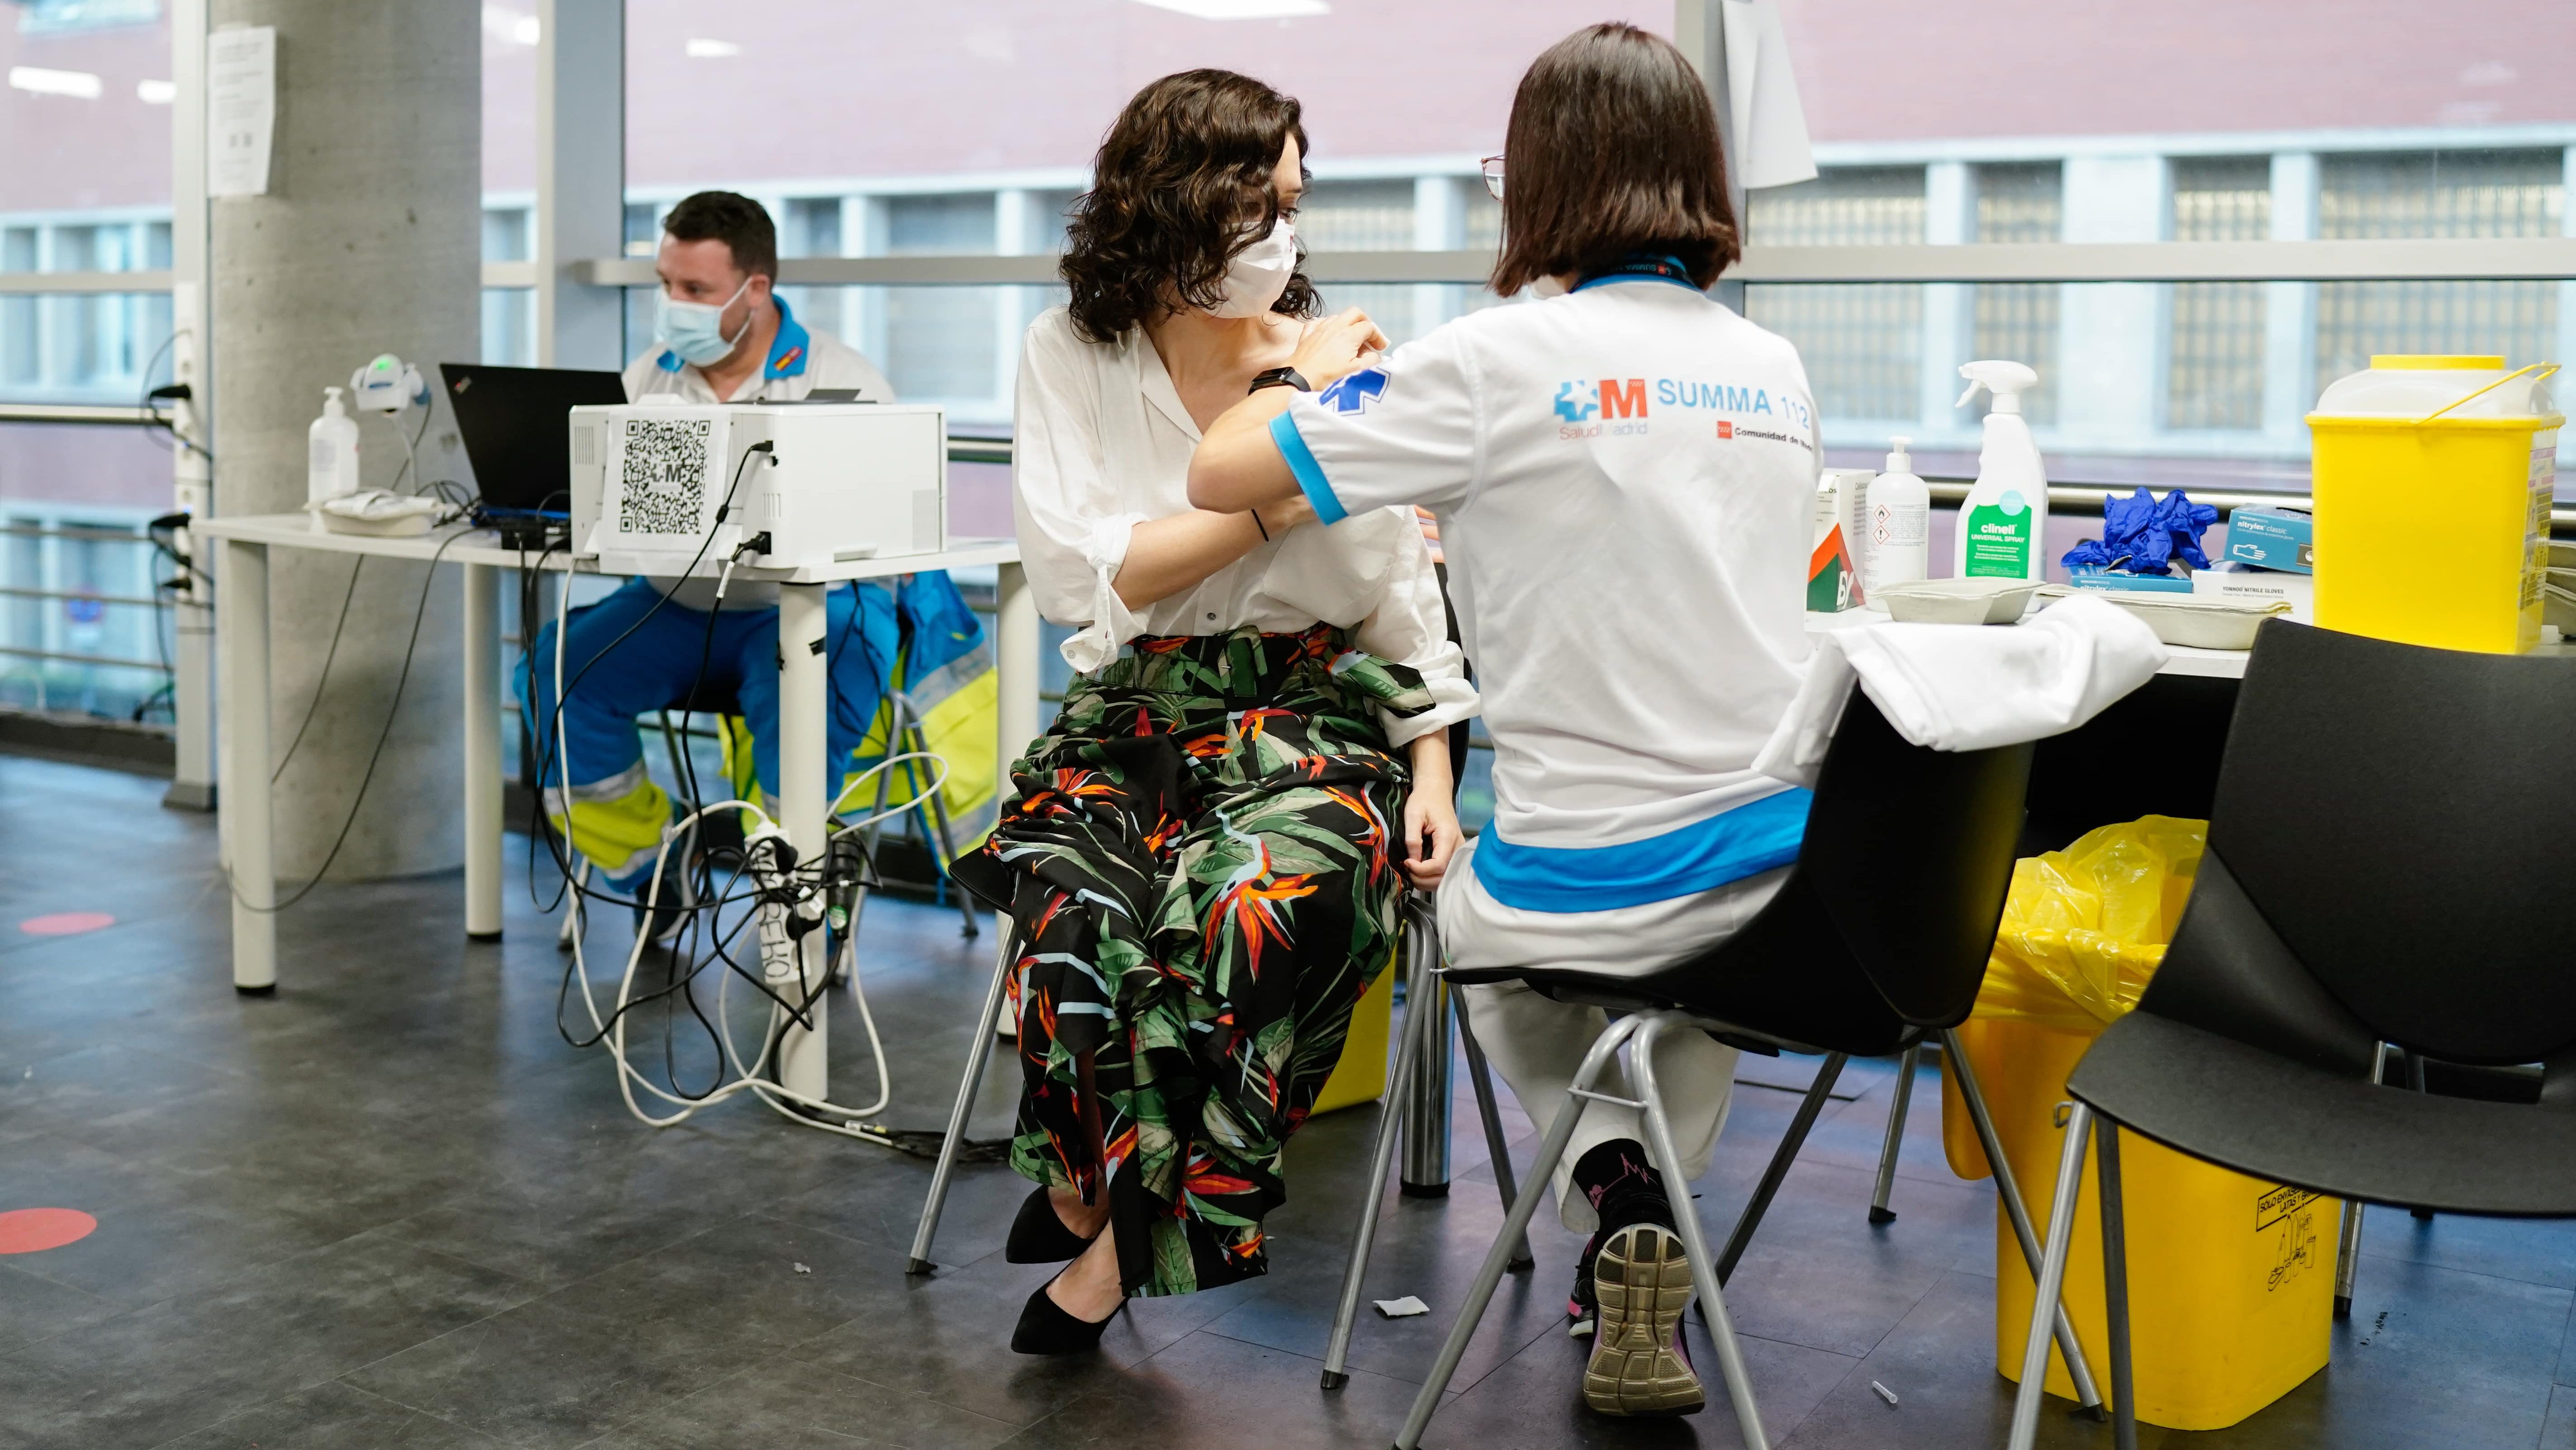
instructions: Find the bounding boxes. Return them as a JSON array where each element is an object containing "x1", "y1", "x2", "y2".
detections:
[{"x1": 951, "y1": 624, "x2": 1434, "y2": 1298}]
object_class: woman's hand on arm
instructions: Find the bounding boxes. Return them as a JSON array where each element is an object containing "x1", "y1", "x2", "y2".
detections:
[
  {"x1": 1188, "y1": 308, "x2": 1389, "y2": 515},
  {"x1": 1401, "y1": 732, "x2": 1463, "y2": 890},
  {"x1": 1108, "y1": 492, "x2": 1316, "y2": 611}
]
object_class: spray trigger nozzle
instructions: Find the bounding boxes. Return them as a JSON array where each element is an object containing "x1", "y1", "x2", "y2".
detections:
[{"x1": 1956, "y1": 360, "x2": 2039, "y2": 415}]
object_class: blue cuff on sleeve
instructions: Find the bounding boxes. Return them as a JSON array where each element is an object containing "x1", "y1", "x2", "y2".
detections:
[{"x1": 1268, "y1": 408, "x2": 1346, "y2": 525}]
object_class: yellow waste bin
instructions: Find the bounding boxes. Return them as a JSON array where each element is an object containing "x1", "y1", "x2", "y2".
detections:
[
  {"x1": 2307, "y1": 355, "x2": 2562, "y2": 655},
  {"x1": 1310, "y1": 949, "x2": 1398, "y2": 1115},
  {"x1": 1939, "y1": 817, "x2": 2338, "y2": 1431}
]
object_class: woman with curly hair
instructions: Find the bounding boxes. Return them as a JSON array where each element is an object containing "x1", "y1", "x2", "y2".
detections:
[{"x1": 949, "y1": 69, "x2": 1477, "y2": 1354}]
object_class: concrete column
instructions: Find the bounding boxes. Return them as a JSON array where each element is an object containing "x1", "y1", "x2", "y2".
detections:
[
  {"x1": 209, "y1": 0, "x2": 479, "y2": 880},
  {"x1": 2057, "y1": 155, "x2": 2165, "y2": 447},
  {"x1": 1920, "y1": 161, "x2": 1974, "y2": 436},
  {"x1": 2262, "y1": 152, "x2": 2320, "y2": 440}
]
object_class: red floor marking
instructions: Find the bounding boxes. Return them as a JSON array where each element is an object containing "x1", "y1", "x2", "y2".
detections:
[
  {"x1": 18, "y1": 913, "x2": 114, "y2": 937},
  {"x1": 0, "y1": 1209, "x2": 95, "y2": 1254}
]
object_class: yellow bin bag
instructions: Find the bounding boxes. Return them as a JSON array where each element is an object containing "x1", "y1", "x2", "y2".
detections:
[
  {"x1": 1940, "y1": 816, "x2": 2338, "y2": 1431},
  {"x1": 2307, "y1": 359, "x2": 2562, "y2": 655}
]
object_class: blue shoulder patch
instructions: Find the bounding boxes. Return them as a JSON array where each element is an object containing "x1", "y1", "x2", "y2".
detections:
[{"x1": 1316, "y1": 367, "x2": 1389, "y2": 416}]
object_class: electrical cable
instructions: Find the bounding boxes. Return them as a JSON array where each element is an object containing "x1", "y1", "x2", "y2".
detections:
[
  {"x1": 134, "y1": 330, "x2": 213, "y2": 464},
  {"x1": 227, "y1": 524, "x2": 468, "y2": 913},
  {"x1": 508, "y1": 434, "x2": 951, "y2": 1145},
  {"x1": 526, "y1": 441, "x2": 772, "y2": 908},
  {"x1": 379, "y1": 399, "x2": 431, "y2": 496},
  {"x1": 270, "y1": 557, "x2": 364, "y2": 785},
  {"x1": 556, "y1": 763, "x2": 945, "y2": 1133}
]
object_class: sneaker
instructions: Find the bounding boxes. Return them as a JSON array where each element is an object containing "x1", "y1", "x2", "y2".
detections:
[
  {"x1": 1582, "y1": 1222, "x2": 1705, "y2": 1417},
  {"x1": 1567, "y1": 1230, "x2": 1602, "y2": 1338},
  {"x1": 1567, "y1": 1144, "x2": 1672, "y2": 1341}
]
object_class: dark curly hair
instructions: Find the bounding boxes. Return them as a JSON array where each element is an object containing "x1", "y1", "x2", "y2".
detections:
[{"x1": 1061, "y1": 70, "x2": 1319, "y2": 344}]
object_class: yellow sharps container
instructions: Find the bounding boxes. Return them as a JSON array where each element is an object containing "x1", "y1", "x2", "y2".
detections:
[
  {"x1": 2306, "y1": 356, "x2": 2561, "y2": 654},
  {"x1": 1940, "y1": 818, "x2": 2334, "y2": 1431},
  {"x1": 1310, "y1": 949, "x2": 1397, "y2": 1114}
]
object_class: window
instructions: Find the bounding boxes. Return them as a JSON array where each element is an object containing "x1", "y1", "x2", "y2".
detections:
[
  {"x1": 2313, "y1": 150, "x2": 2563, "y2": 396},
  {"x1": 879, "y1": 194, "x2": 999, "y2": 405},
  {"x1": 481, "y1": 207, "x2": 534, "y2": 366},
  {"x1": 780, "y1": 196, "x2": 846, "y2": 344},
  {"x1": 1970, "y1": 163, "x2": 2061, "y2": 425},
  {"x1": 2166, "y1": 157, "x2": 2270, "y2": 430},
  {"x1": 2, "y1": 228, "x2": 38, "y2": 386},
  {"x1": 1301, "y1": 179, "x2": 1419, "y2": 343},
  {"x1": 1746, "y1": 168, "x2": 1927, "y2": 423}
]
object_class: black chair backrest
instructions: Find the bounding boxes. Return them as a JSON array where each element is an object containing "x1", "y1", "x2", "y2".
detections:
[
  {"x1": 2187, "y1": 621, "x2": 2576, "y2": 1066},
  {"x1": 1796, "y1": 690, "x2": 2037, "y2": 1027}
]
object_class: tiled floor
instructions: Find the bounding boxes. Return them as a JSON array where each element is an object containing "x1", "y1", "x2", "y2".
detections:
[{"x1": 0, "y1": 751, "x2": 2570, "y2": 1448}]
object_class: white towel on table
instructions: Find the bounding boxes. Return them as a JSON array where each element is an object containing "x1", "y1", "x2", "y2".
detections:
[{"x1": 1753, "y1": 594, "x2": 2168, "y2": 788}]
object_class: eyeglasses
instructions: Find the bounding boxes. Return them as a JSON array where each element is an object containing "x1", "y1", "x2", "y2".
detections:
[{"x1": 1480, "y1": 155, "x2": 1504, "y2": 201}]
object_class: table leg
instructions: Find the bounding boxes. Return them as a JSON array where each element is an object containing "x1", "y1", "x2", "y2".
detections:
[
  {"x1": 994, "y1": 562, "x2": 1038, "y2": 784},
  {"x1": 462, "y1": 562, "x2": 502, "y2": 941},
  {"x1": 775, "y1": 582, "x2": 830, "y2": 1102},
  {"x1": 221, "y1": 537, "x2": 276, "y2": 993}
]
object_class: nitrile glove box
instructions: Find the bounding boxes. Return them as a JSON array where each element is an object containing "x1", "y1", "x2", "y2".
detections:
[
  {"x1": 2194, "y1": 562, "x2": 2315, "y2": 622},
  {"x1": 2067, "y1": 566, "x2": 2195, "y2": 594},
  {"x1": 2224, "y1": 507, "x2": 2313, "y2": 573}
]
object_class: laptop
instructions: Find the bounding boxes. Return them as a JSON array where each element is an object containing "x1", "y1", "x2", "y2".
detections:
[{"x1": 440, "y1": 363, "x2": 628, "y2": 518}]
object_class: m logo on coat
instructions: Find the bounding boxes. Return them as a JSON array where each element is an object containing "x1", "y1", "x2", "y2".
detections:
[{"x1": 1317, "y1": 368, "x2": 1389, "y2": 415}]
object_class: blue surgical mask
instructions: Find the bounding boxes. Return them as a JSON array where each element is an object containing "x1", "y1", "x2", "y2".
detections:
[{"x1": 655, "y1": 276, "x2": 753, "y2": 368}]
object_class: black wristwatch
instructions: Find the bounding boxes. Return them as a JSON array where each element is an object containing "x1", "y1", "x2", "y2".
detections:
[{"x1": 1248, "y1": 366, "x2": 1312, "y2": 395}]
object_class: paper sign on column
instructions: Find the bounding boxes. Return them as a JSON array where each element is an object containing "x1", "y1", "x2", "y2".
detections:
[{"x1": 207, "y1": 25, "x2": 275, "y2": 199}]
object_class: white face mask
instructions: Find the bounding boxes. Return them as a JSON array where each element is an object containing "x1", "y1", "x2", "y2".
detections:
[
  {"x1": 1206, "y1": 218, "x2": 1297, "y2": 319},
  {"x1": 1526, "y1": 274, "x2": 1569, "y2": 300},
  {"x1": 656, "y1": 276, "x2": 754, "y2": 367}
]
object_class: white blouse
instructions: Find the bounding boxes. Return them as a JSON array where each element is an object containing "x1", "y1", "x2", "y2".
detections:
[{"x1": 1012, "y1": 305, "x2": 1477, "y2": 747}]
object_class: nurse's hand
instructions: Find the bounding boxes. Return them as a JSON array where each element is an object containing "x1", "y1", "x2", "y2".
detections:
[
  {"x1": 1402, "y1": 736, "x2": 1463, "y2": 890},
  {"x1": 1289, "y1": 308, "x2": 1390, "y2": 387}
]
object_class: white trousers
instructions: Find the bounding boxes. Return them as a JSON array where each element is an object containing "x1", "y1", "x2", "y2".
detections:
[
  {"x1": 1460, "y1": 980, "x2": 1741, "y2": 1233},
  {"x1": 1440, "y1": 839, "x2": 1791, "y2": 1233}
]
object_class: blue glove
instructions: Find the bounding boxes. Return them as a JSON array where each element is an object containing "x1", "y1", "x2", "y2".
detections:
[
  {"x1": 2061, "y1": 488, "x2": 2220, "y2": 575},
  {"x1": 2155, "y1": 490, "x2": 2220, "y2": 570}
]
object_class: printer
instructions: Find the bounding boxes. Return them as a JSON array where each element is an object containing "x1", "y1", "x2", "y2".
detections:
[{"x1": 568, "y1": 400, "x2": 946, "y2": 577}]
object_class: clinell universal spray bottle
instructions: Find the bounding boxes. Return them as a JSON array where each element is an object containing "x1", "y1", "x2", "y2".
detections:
[{"x1": 1952, "y1": 360, "x2": 2048, "y2": 581}]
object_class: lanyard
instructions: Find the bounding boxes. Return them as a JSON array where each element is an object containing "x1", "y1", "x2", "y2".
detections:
[{"x1": 1573, "y1": 253, "x2": 1701, "y2": 293}]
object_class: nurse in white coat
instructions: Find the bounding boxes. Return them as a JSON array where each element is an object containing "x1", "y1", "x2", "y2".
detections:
[{"x1": 1188, "y1": 23, "x2": 1819, "y2": 1418}]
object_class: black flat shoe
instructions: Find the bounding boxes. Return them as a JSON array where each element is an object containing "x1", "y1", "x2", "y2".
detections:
[
  {"x1": 1004, "y1": 1186, "x2": 1099, "y2": 1264},
  {"x1": 1010, "y1": 1277, "x2": 1121, "y2": 1355}
]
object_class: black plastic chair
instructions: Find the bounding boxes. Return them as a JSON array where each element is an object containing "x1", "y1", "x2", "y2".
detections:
[
  {"x1": 2006, "y1": 621, "x2": 2576, "y2": 1450},
  {"x1": 1390, "y1": 693, "x2": 2110, "y2": 1450}
]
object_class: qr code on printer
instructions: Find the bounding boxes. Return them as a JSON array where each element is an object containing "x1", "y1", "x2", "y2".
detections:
[{"x1": 618, "y1": 417, "x2": 710, "y2": 536}]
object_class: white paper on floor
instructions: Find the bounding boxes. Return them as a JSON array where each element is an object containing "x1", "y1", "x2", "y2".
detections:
[{"x1": 1374, "y1": 1296, "x2": 1431, "y2": 1318}]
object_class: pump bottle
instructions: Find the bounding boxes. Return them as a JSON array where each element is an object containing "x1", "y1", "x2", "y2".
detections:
[
  {"x1": 1866, "y1": 435, "x2": 1930, "y2": 597},
  {"x1": 1951, "y1": 361, "x2": 2049, "y2": 581},
  {"x1": 307, "y1": 386, "x2": 360, "y2": 531}
]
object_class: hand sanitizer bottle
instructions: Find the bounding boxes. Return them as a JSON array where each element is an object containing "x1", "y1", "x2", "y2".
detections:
[
  {"x1": 1952, "y1": 361, "x2": 2048, "y2": 581},
  {"x1": 1867, "y1": 435, "x2": 1929, "y2": 599},
  {"x1": 307, "y1": 386, "x2": 360, "y2": 531}
]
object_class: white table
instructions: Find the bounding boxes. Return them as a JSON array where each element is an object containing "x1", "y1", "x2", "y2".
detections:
[{"x1": 195, "y1": 513, "x2": 1033, "y2": 1103}]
